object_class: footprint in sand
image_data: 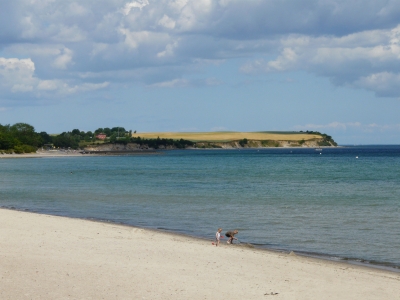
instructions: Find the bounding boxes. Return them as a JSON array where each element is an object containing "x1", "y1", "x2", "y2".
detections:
[{"x1": 264, "y1": 292, "x2": 279, "y2": 296}]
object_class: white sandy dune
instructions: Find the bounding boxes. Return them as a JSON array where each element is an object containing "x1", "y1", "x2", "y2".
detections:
[{"x1": 0, "y1": 209, "x2": 399, "y2": 300}]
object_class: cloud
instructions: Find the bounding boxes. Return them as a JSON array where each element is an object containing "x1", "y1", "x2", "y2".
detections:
[
  {"x1": 354, "y1": 72, "x2": 400, "y2": 97},
  {"x1": 158, "y1": 14, "x2": 176, "y2": 29},
  {"x1": 2, "y1": 0, "x2": 400, "y2": 107},
  {"x1": 0, "y1": 58, "x2": 36, "y2": 93},
  {"x1": 157, "y1": 40, "x2": 179, "y2": 58},
  {"x1": 52, "y1": 48, "x2": 73, "y2": 69},
  {"x1": 122, "y1": 0, "x2": 150, "y2": 15},
  {"x1": 0, "y1": 57, "x2": 108, "y2": 105},
  {"x1": 293, "y1": 122, "x2": 400, "y2": 133},
  {"x1": 147, "y1": 78, "x2": 190, "y2": 88},
  {"x1": 242, "y1": 25, "x2": 400, "y2": 97},
  {"x1": 147, "y1": 77, "x2": 222, "y2": 88}
]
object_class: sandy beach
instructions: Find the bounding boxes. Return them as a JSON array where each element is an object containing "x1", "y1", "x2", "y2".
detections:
[
  {"x1": 0, "y1": 150, "x2": 91, "y2": 158},
  {"x1": 0, "y1": 150, "x2": 157, "y2": 158},
  {"x1": 0, "y1": 209, "x2": 399, "y2": 300}
]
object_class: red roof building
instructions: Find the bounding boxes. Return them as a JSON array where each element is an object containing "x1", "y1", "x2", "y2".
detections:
[{"x1": 96, "y1": 133, "x2": 107, "y2": 140}]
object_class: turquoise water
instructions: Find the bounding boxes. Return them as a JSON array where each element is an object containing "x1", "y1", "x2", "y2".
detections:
[{"x1": 1, "y1": 146, "x2": 399, "y2": 270}]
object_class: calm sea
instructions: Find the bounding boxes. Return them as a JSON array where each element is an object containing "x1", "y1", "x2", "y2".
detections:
[{"x1": 1, "y1": 146, "x2": 399, "y2": 270}]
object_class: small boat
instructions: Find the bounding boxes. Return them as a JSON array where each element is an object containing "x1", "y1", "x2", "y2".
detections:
[{"x1": 315, "y1": 148, "x2": 322, "y2": 151}]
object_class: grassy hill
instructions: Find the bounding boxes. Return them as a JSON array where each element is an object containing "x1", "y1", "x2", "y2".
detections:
[{"x1": 131, "y1": 131, "x2": 322, "y2": 142}]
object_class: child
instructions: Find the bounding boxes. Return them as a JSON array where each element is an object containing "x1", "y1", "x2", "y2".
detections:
[
  {"x1": 215, "y1": 228, "x2": 222, "y2": 246},
  {"x1": 225, "y1": 230, "x2": 239, "y2": 244}
]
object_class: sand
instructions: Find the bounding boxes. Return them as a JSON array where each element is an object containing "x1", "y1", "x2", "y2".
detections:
[
  {"x1": 0, "y1": 150, "x2": 155, "y2": 159},
  {"x1": 0, "y1": 151, "x2": 86, "y2": 158},
  {"x1": 0, "y1": 209, "x2": 399, "y2": 300}
]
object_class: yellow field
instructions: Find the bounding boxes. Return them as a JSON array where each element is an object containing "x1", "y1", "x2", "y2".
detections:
[{"x1": 131, "y1": 132, "x2": 321, "y2": 142}]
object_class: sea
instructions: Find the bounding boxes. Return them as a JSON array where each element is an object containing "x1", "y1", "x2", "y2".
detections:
[{"x1": 1, "y1": 146, "x2": 399, "y2": 271}]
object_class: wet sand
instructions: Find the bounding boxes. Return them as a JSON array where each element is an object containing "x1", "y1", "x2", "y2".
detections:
[{"x1": 0, "y1": 209, "x2": 399, "y2": 300}]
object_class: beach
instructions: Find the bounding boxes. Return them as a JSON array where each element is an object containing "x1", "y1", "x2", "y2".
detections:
[
  {"x1": 0, "y1": 152, "x2": 85, "y2": 158},
  {"x1": 0, "y1": 150, "x2": 157, "y2": 158},
  {"x1": 0, "y1": 209, "x2": 399, "y2": 300}
]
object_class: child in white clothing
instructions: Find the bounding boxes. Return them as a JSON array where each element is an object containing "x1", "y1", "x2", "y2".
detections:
[{"x1": 215, "y1": 228, "x2": 222, "y2": 246}]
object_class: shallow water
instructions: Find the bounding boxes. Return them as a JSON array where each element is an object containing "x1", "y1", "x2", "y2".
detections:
[{"x1": 1, "y1": 146, "x2": 399, "y2": 270}]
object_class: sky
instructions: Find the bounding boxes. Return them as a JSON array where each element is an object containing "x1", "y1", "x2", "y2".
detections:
[{"x1": 1, "y1": 0, "x2": 400, "y2": 144}]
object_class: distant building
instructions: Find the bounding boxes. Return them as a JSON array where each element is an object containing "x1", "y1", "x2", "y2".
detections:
[{"x1": 96, "y1": 133, "x2": 107, "y2": 140}]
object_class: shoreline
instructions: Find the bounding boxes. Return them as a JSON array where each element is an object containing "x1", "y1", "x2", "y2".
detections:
[
  {"x1": 2, "y1": 207, "x2": 399, "y2": 274},
  {"x1": 4, "y1": 144, "x2": 398, "y2": 159},
  {"x1": 0, "y1": 146, "x2": 340, "y2": 159},
  {"x1": 0, "y1": 150, "x2": 160, "y2": 158},
  {"x1": 1, "y1": 208, "x2": 399, "y2": 299}
]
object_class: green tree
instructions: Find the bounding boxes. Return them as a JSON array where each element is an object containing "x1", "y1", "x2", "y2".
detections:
[
  {"x1": 103, "y1": 128, "x2": 112, "y2": 136},
  {"x1": 39, "y1": 132, "x2": 52, "y2": 144},
  {"x1": 0, "y1": 134, "x2": 19, "y2": 150},
  {"x1": 109, "y1": 133, "x2": 117, "y2": 143},
  {"x1": 10, "y1": 123, "x2": 42, "y2": 147},
  {"x1": 239, "y1": 138, "x2": 248, "y2": 147},
  {"x1": 71, "y1": 129, "x2": 81, "y2": 135},
  {"x1": 94, "y1": 128, "x2": 104, "y2": 134},
  {"x1": 53, "y1": 133, "x2": 79, "y2": 149}
]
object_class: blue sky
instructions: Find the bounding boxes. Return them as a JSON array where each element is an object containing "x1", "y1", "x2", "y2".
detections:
[{"x1": 1, "y1": 0, "x2": 400, "y2": 144}]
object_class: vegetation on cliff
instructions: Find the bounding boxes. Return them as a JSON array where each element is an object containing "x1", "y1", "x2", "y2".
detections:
[{"x1": 302, "y1": 131, "x2": 337, "y2": 146}]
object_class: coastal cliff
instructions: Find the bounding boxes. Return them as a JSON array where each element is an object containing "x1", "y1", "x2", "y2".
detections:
[
  {"x1": 84, "y1": 137, "x2": 336, "y2": 152},
  {"x1": 83, "y1": 131, "x2": 337, "y2": 151},
  {"x1": 194, "y1": 138, "x2": 332, "y2": 149}
]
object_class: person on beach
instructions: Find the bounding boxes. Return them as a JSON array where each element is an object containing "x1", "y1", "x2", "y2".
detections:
[
  {"x1": 215, "y1": 228, "x2": 222, "y2": 246},
  {"x1": 225, "y1": 230, "x2": 239, "y2": 244}
]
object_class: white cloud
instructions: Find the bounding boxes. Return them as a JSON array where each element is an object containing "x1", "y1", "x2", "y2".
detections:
[
  {"x1": 0, "y1": 57, "x2": 108, "y2": 100},
  {"x1": 65, "y1": 82, "x2": 110, "y2": 94},
  {"x1": 242, "y1": 25, "x2": 400, "y2": 96},
  {"x1": 148, "y1": 78, "x2": 189, "y2": 88},
  {"x1": 294, "y1": 122, "x2": 360, "y2": 131},
  {"x1": 122, "y1": 0, "x2": 149, "y2": 16},
  {"x1": 2, "y1": 0, "x2": 400, "y2": 106},
  {"x1": 119, "y1": 28, "x2": 170, "y2": 50},
  {"x1": 241, "y1": 48, "x2": 299, "y2": 73},
  {"x1": 157, "y1": 40, "x2": 179, "y2": 58},
  {"x1": 354, "y1": 72, "x2": 400, "y2": 97},
  {"x1": 52, "y1": 48, "x2": 73, "y2": 69},
  {"x1": 294, "y1": 122, "x2": 400, "y2": 133},
  {"x1": 0, "y1": 58, "x2": 36, "y2": 93},
  {"x1": 37, "y1": 80, "x2": 59, "y2": 91},
  {"x1": 158, "y1": 14, "x2": 176, "y2": 29}
]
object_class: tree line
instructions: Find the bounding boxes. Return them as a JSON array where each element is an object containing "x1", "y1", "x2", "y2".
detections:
[
  {"x1": 0, "y1": 123, "x2": 48, "y2": 153},
  {"x1": 0, "y1": 123, "x2": 194, "y2": 153}
]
